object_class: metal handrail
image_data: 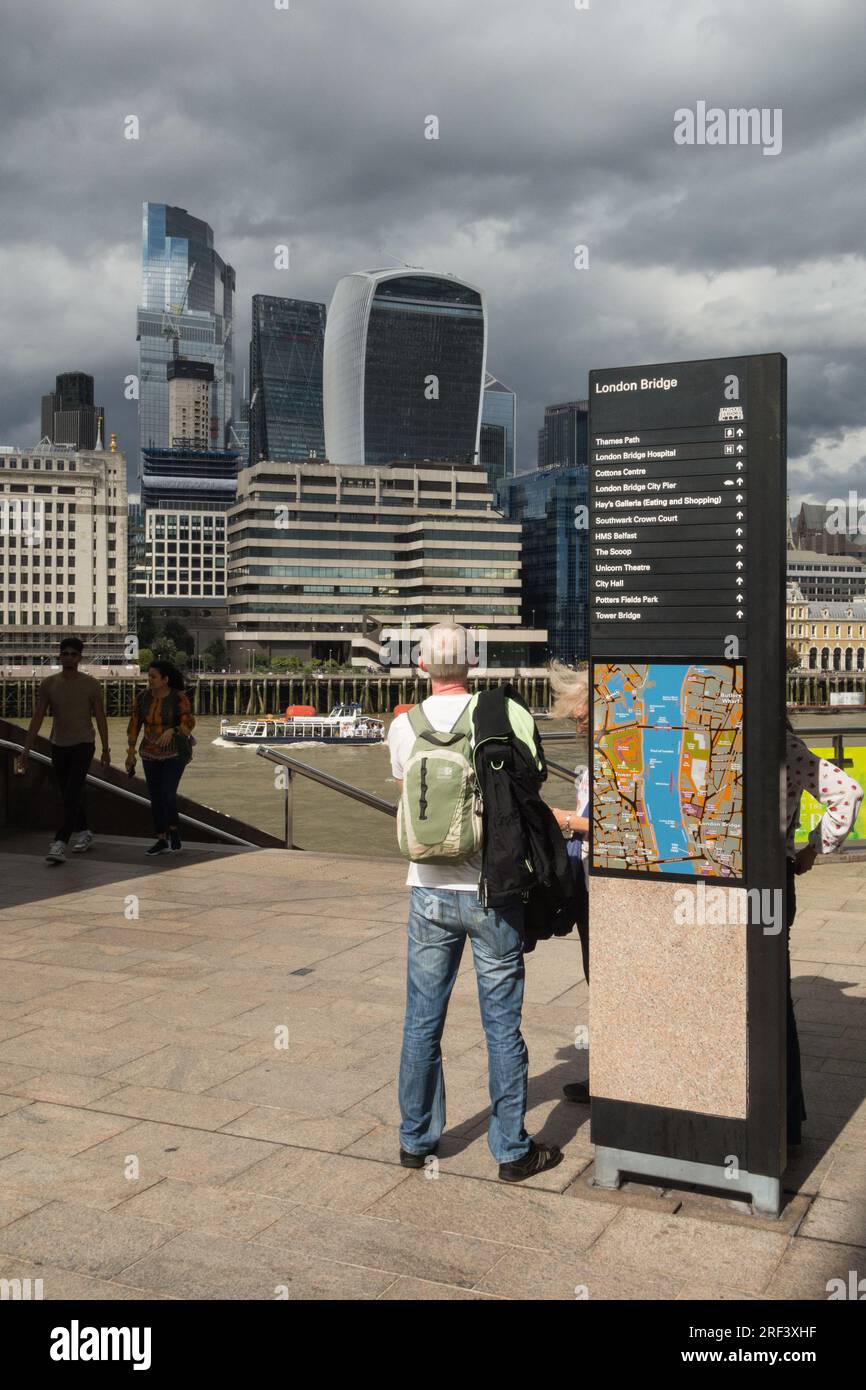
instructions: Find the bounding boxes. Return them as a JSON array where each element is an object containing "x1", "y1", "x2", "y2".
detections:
[
  {"x1": 255, "y1": 745, "x2": 397, "y2": 817},
  {"x1": 0, "y1": 737, "x2": 258, "y2": 848}
]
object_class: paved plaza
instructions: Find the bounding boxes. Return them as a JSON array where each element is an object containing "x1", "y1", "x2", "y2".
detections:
[{"x1": 0, "y1": 833, "x2": 864, "y2": 1300}]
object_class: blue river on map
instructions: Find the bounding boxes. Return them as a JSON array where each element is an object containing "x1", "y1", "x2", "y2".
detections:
[{"x1": 607, "y1": 663, "x2": 694, "y2": 874}]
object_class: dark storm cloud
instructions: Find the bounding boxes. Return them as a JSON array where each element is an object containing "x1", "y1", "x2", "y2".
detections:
[{"x1": 0, "y1": 0, "x2": 864, "y2": 505}]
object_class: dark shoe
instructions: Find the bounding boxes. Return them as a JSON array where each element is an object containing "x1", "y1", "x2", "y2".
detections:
[
  {"x1": 169, "y1": 830, "x2": 182, "y2": 853},
  {"x1": 499, "y1": 1138, "x2": 563, "y2": 1183},
  {"x1": 399, "y1": 1145, "x2": 438, "y2": 1169},
  {"x1": 146, "y1": 839, "x2": 170, "y2": 857},
  {"x1": 563, "y1": 1080, "x2": 591, "y2": 1104}
]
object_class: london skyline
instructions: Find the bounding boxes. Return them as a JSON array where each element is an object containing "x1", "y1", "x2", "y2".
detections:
[{"x1": 1, "y1": 0, "x2": 864, "y2": 510}]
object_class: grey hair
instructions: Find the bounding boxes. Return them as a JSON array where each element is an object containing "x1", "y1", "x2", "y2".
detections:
[
  {"x1": 548, "y1": 659, "x2": 589, "y2": 721},
  {"x1": 418, "y1": 622, "x2": 472, "y2": 682}
]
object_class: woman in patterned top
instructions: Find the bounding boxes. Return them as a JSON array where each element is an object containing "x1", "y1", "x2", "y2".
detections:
[
  {"x1": 126, "y1": 661, "x2": 196, "y2": 857},
  {"x1": 785, "y1": 718, "x2": 863, "y2": 1144}
]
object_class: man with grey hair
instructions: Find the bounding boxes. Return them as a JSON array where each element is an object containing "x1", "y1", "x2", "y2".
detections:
[{"x1": 388, "y1": 622, "x2": 562, "y2": 1182}]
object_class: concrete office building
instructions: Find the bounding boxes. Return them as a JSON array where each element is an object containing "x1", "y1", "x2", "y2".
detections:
[
  {"x1": 323, "y1": 270, "x2": 487, "y2": 468},
  {"x1": 224, "y1": 457, "x2": 547, "y2": 671},
  {"x1": 0, "y1": 441, "x2": 128, "y2": 666},
  {"x1": 167, "y1": 359, "x2": 214, "y2": 448},
  {"x1": 787, "y1": 548, "x2": 866, "y2": 603}
]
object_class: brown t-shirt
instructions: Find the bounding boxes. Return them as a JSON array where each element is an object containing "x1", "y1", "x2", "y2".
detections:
[{"x1": 40, "y1": 672, "x2": 100, "y2": 746}]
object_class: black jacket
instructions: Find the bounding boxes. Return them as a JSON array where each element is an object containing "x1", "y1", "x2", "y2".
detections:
[{"x1": 472, "y1": 685, "x2": 576, "y2": 952}]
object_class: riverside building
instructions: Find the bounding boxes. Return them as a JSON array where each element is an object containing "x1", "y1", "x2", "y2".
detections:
[
  {"x1": 0, "y1": 441, "x2": 128, "y2": 666},
  {"x1": 224, "y1": 457, "x2": 547, "y2": 672}
]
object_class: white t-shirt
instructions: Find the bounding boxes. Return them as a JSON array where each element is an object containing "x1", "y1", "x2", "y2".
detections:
[{"x1": 388, "y1": 693, "x2": 482, "y2": 892}]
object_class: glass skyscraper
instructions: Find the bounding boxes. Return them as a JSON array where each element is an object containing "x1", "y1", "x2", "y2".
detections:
[
  {"x1": 323, "y1": 270, "x2": 487, "y2": 468},
  {"x1": 537, "y1": 399, "x2": 588, "y2": 470},
  {"x1": 481, "y1": 373, "x2": 517, "y2": 476},
  {"x1": 249, "y1": 295, "x2": 326, "y2": 464},
  {"x1": 136, "y1": 204, "x2": 235, "y2": 466},
  {"x1": 498, "y1": 461, "x2": 589, "y2": 663}
]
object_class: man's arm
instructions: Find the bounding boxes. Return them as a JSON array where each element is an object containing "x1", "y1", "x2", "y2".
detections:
[
  {"x1": 20, "y1": 693, "x2": 49, "y2": 766},
  {"x1": 93, "y1": 688, "x2": 111, "y2": 767}
]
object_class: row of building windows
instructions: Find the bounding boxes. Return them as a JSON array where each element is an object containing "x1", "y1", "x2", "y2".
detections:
[
  {"x1": 230, "y1": 564, "x2": 519, "y2": 580},
  {"x1": 227, "y1": 601, "x2": 519, "y2": 615},
  {"x1": 227, "y1": 526, "x2": 518, "y2": 546},
  {"x1": 0, "y1": 457, "x2": 80, "y2": 471}
]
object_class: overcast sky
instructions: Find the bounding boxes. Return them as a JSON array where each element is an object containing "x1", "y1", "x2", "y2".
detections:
[{"x1": 1, "y1": 0, "x2": 864, "y2": 511}]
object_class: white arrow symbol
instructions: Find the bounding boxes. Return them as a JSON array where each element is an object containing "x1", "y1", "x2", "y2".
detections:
[
  {"x1": 736, "y1": 511, "x2": 744, "y2": 519},
  {"x1": 736, "y1": 577, "x2": 744, "y2": 585},
  {"x1": 736, "y1": 610, "x2": 744, "y2": 618},
  {"x1": 736, "y1": 494, "x2": 744, "y2": 502},
  {"x1": 736, "y1": 444, "x2": 744, "y2": 453},
  {"x1": 736, "y1": 461, "x2": 744, "y2": 470},
  {"x1": 736, "y1": 543, "x2": 744, "y2": 551},
  {"x1": 736, "y1": 428, "x2": 744, "y2": 437},
  {"x1": 736, "y1": 527, "x2": 744, "y2": 535},
  {"x1": 736, "y1": 560, "x2": 744, "y2": 568}
]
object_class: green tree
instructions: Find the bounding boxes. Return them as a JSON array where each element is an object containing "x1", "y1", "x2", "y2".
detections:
[
  {"x1": 137, "y1": 647, "x2": 153, "y2": 670},
  {"x1": 203, "y1": 638, "x2": 228, "y2": 670},
  {"x1": 161, "y1": 620, "x2": 196, "y2": 656},
  {"x1": 137, "y1": 609, "x2": 156, "y2": 647},
  {"x1": 786, "y1": 643, "x2": 801, "y2": 672},
  {"x1": 150, "y1": 635, "x2": 189, "y2": 668}
]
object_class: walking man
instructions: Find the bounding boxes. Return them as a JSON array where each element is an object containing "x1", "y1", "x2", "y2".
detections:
[
  {"x1": 389, "y1": 622, "x2": 562, "y2": 1182},
  {"x1": 20, "y1": 637, "x2": 111, "y2": 864}
]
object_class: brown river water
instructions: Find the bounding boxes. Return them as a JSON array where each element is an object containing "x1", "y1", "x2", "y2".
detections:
[{"x1": 107, "y1": 715, "x2": 586, "y2": 858}]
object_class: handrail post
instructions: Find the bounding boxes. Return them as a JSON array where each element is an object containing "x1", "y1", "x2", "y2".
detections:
[{"x1": 285, "y1": 768, "x2": 294, "y2": 849}]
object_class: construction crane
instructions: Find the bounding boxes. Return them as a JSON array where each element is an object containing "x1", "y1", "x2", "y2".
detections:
[{"x1": 162, "y1": 262, "x2": 196, "y2": 360}]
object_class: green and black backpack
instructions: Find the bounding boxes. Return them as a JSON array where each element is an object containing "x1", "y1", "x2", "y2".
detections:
[{"x1": 397, "y1": 698, "x2": 483, "y2": 864}]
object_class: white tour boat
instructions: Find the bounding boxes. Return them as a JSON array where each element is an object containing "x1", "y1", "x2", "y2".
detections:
[{"x1": 219, "y1": 703, "x2": 385, "y2": 745}]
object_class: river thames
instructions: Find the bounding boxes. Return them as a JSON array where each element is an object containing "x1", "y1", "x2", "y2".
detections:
[{"x1": 107, "y1": 715, "x2": 584, "y2": 856}]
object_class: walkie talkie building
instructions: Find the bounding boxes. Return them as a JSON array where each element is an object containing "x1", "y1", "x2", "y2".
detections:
[{"x1": 323, "y1": 270, "x2": 487, "y2": 468}]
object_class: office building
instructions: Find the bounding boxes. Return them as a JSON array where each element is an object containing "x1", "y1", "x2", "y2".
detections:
[
  {"x1": 139, "y1": 444, "x2": 239, "y2": 510},
  {"x1": 787, "y1": 596, "x2": 866, "y2": 672},
  {"x1": 0, "y1": 442, "x2": 128, "y2": 665},
  {"x1": 479, "y1": 423, "x2": 507, "y2": 489},
  {"x1": 537, "y1": 399, "x2": 588, "y2": 470},
  {"x1": 481, "y1": 373, "x2": 517, "y2": 477},
  {"x1": 40, "y1": 372, "x2": 105, "y2": 451},
  {"x1": 787, "y1": 549, "x2": 866, "y2": 603},
  {"x1": 323, "y1": 270, "x2": 487, "y2": 468},
  {"x1": 249, "y1": 296, "x2": 326, "y2": 464},
  {"x1": 168, "y1": 359, "x2": 214, "y2": 448},
  {"x1": 137, "y1": 203, "x2": 235, "y2": 464},
  {"x1": 225, "y1": 457, "x2": 547, "y2": 671},
  {"x1": 498, "y1": 462, "x2": 589, "y2": 664}
]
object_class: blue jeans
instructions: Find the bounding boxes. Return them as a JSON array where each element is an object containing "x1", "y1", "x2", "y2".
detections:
[
  {"x1": 142, "y1": 756, "x2": 185, "y2": 836},
  {"x1": 399, "y1": 886, "x2": 530, "y2": 1164}
]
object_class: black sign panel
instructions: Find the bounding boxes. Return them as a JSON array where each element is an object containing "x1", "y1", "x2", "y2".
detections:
[
  {"x1": 589, "y1": 358, "x2": 753, "y2": 654},
  {"x1": 588, "y1": 352, "x2": 788, "y2": 1183}
]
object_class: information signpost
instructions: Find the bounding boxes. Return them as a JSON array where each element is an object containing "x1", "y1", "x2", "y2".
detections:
[{"x1": 587, "y1": 354, "x2": 787, "y2": 1214}]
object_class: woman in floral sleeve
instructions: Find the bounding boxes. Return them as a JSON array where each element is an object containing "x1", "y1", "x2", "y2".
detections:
[{"x1": 127, "y1": 661, "x2": 196, "y2": 857}]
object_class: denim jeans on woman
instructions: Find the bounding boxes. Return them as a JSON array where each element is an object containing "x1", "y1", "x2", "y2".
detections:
[
  {"x1": 142, "y1": 756, "x2": 185, "y2": 836},
  {"x1": 399, "y1": 886, "x2": 530, "y2": 1164}
]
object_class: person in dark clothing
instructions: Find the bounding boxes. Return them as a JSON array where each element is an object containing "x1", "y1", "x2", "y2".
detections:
[
  {"x1": 20, "y1": 636, "x2": 111, "y2": 864},
  {"x1": 126, "y1": 661, "x2": 195, "y2": 857},
  {"x1": 546, "y1": 663, "x2": 592, "y2": 1103}
]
